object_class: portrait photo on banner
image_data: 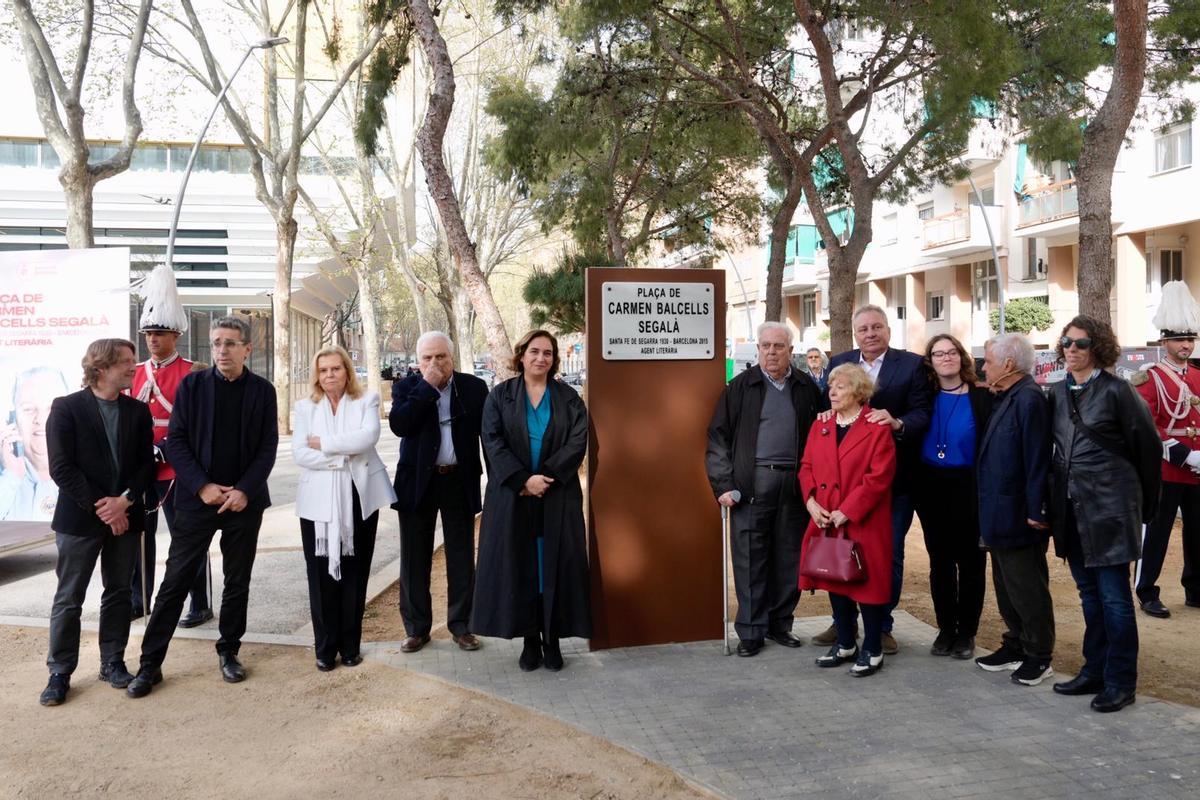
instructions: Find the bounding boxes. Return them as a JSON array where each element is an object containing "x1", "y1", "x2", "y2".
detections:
[{"x1": 0, "y1": 248, "x2": 131, "y2": 522}]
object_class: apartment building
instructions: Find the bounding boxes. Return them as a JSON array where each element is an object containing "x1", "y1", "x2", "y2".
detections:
[{"x1": 714, "y1": 29, "x2": 1199, "y2": 357}]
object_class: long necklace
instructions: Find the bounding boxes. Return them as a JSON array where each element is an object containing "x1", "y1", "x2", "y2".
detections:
[{"x1": 935, "y1": 384, "x2": 966, "y2": 460}]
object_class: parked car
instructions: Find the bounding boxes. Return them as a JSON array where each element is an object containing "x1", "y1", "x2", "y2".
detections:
[{"x1": 474, "y1": 368, "x2": 495, "y2": 388}]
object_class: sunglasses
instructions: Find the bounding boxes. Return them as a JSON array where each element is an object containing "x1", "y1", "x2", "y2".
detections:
[{"x1": 1060, "y1": 336, "x2": 1093, "y2": 350}]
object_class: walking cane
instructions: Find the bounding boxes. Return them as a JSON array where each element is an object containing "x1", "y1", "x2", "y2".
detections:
[
  {"x1": 139, "y1": 530, "x2": 149, "y2": 619},
  {"x1": 721, "y1": 490, "x2": 741, "y2": 656}
]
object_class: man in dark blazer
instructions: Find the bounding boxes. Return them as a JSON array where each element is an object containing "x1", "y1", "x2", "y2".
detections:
[
  {"x1": 816, "y1": 304, "x2": 933, "y2": 654},
  {"x1": 390, "y1": 331, "x2": 488, "y2": 653},
  {"x1": 974, "y1": 333, "x2": 1056, "y2": 684},
  {"x1": 40, "y1": 338, "x2": 155, "y2": 706},
  {"x1": 127, "y1": 316, "x2": 278, "y2": 697}
]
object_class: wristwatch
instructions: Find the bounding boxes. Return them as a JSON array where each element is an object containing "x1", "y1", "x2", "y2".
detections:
[{"x1": 122, "y1": 488, "x2": 137, "y2": 503}]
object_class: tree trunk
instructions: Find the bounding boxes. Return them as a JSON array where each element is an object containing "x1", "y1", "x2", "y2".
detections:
[
  {"x1": 453, "y1": 288, "x2": 475, "y2": 369},
  {"x1": 764, "y1": 181, "x2": 802, "y2": 323},
  {"x1": 409, "y1": 0, "x2": 513, "y2": 377},
  {"x1": 60, "y1": 163, "x2": 96, "y2": 249},
  {"x1": 1075, "y1": 0, "x2": 1148, "y2": 323},
  {"x1": 826, "y1": 249, "x2": 858, "y2": 353},
  {"x1": 354, "y1": 266, "x2": 382, "y2": 398},
  {"x1": 273, "y1": 217, "x2": 298, "y2": 433},
  {"x1": 606, "y1": 209, "x2": 629, "y2": 267}
]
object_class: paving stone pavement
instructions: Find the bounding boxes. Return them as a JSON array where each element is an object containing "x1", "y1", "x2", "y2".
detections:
[{"x1": 365, "y1": 611, "x2": 1200, "y2": 800}]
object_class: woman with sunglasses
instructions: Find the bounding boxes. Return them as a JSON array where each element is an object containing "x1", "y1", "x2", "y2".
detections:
[
  {"x1": 913, "y1": 334, "x2": 993, "y2": 662},
  {"x1": 1047, "y1": 315, "x2": 1160, "y2": 713}
]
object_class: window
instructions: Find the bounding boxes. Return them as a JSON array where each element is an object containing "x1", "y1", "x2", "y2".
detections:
[
  {"x1": 131, "y1": 146, "x2": 169, "y2": 172},
  {"x1": 1161, "y1": 249, "x2": 1184, "y2": 285},
  {"x1": 0, "y1": 140, "x2": 40, "y2": 167},
  {"x1": 1023, "y1": 237, "x2": 1045, "y2": 280},
  {"x1": 927, "y1": 292, "x2": 946, "y2": 321},
  {"x1": 972, "y1": 258, "x2": 999, "y2": 313},
  {"x1": 802, "y1": 294, "x2": 817, "y2": 328},
  {"x1": 1155, "y1": 123, "x2": 1192, "y2": 173},
  {"x1": 879, "y1": 213, "x2": 898, "y2": 245},
  {"x1": 917, "y1": 202, "x2": 935, "y2": 221},
  {"x1": 969, "y1": 185, "x2": 995, "y2": 206}
]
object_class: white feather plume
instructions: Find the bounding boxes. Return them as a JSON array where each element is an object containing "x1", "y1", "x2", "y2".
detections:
[
  {"x1": 137, "y1": 263, "x2": 189, "y2": 333},
  {"x1": 1154, "y1": 280, "x2": 1200, "y2": 335}
]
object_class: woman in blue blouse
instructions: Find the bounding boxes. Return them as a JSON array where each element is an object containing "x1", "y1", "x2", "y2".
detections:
[
  {"x1": 913, "y1": 334, "x2": 993, "y2": 660},
  {"x1": 471, "y1": 330, "x2": 591, "y2": 672}
]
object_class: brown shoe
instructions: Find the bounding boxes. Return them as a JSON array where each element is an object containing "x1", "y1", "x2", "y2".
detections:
[
  {"x1": 400, "y1": 635, "x2": 431, "y2": 653},
  {"x1": 452, "y1": 633, "x2": 481, "y2": 651},
  {"x1": 812, "y1": 624, "x2": 848, "y2": 647},
  {"x1": 882, "y1": 632, "x2": 899, "y2": 655}
]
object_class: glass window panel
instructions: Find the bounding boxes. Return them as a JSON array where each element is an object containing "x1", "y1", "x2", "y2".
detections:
[
  {"x1": 0, "y1": 140, "x2": 40, "y2": 167},
  {"x1": 229, "y1": 148, "x2": 252, "y2": 173},
  {"x1": 131, "y1": 145, "x2": 169, "y2": 172},
  {"x1": 88, "y1": 144, "x2": 119, "y2": 164},
  {"x1": 194, "y1": 145, "x2": 230, "y2": 172}
]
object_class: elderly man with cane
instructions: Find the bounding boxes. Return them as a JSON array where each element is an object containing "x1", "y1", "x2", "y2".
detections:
[{"x1": 706, "y1": 321, "x2": 824, "y2": 656}]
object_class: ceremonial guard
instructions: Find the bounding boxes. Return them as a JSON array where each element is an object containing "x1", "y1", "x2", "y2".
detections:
[
  {"x1": 129, "y1": 265, "x2": 211, "y2": 625},
  {"x1": 1131, "y1": 280, "x2": 1200, "y2": 617}
]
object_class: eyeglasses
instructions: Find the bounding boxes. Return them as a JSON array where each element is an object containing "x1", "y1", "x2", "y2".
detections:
[
  {"x1": 929, "y1": 349, "x2": 960, "y2": 360},
  {"x1": 1060, "y1": 336, "x2": 1093, "y2": 350},
  {"x1": 211, "y1": 339, "x2": 246, "y2": 350}
]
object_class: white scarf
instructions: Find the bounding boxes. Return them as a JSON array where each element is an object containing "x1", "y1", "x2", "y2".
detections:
[{"x1": 312, "y1": 395, "x2": 355, "y2": 580}]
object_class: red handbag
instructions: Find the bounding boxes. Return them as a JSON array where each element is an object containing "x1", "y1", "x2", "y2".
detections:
[{"x1": 800, "y1": 526, "x2": 867, "y2": 584}]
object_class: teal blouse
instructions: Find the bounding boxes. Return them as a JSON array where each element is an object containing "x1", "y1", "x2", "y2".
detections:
[{"x1": 526, "y1": 388, "x2": 552, "y2": 470}]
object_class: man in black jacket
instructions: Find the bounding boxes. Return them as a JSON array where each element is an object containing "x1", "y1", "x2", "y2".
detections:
[
  {"x1": 390, "y1": 331, "x2": 489, "y2": 653},
  {"x1": 706, "y1": 322, "x2": 823, "y2": 656},
  {"x1": 127, "y1": 316, "x2": 278, "y2": 697},
  {"x1": 41, "y1": 339, "x2": 154, "y2": 706}
]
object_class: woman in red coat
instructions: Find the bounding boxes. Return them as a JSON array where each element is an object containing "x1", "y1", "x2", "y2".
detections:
[{"x1": 799, "y1": 363, "x2": 897, "y2": 676}]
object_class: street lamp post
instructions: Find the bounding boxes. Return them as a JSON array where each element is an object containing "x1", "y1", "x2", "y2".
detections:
[
  {"x1": 164, "y1": 37, "x2": 289, "y2": 270},
  {"x1": 958, "y1": 156, "x2": 1006, "y2": 335}
]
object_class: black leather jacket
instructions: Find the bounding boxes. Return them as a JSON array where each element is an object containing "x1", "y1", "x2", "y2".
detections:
[{"x1": 1048, "y1": 370, "x2": 1160, "y2": 567}]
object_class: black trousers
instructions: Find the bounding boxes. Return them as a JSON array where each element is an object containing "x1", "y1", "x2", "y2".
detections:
[
  {"x1": 47, "y1": 530, "x2": 137, "y2": 674},
  {"x1": 300, "y1": 488, "x2": 378, "y2": 662},
  {"x1": 990, "y1": 539, "x2": 1056, "y2": 660},
  {"x1": 914, "y1": 465, "x2": 987, "y2": 637},
  {"x1": 1136, "y1": 480, "x2": 1200, "y2": 604},
  {"x1": 139, "y1": 505, "x2": 264, "y2": 667},
  {"x1": 729, "y1": 465, "x2": 805, "y2": 641},
  {"x1": 397, "y1": 470, "x2": 476, "y2": 637},
  {"x1": 132, "y1": 479, "x2": 209, "y2": 615}
]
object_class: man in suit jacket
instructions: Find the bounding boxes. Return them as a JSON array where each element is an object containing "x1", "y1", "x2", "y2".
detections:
[
  {"x1": 817, "y1": 304, "x2": 933, "y2": 654},
  {"x1": 974, "y1": 333, "x2": 1056, "y2": 683},
  {"x1": 390, "y1": 331, "x2": 489, "y2": 653},
  {"x1": 40, "y1": 339, "x2": 155, "y2": 706},
  {"x1": 127, "y1": 316, "x2": 278, "y2": 697}
]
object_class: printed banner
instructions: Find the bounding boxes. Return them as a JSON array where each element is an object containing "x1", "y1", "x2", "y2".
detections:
[{"x1": 0, "y1": 248, "x2": 129, "y2": 522}]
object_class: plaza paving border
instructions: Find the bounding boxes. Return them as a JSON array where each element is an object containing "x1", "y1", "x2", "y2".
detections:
[{"x1": 365, "y1": 611, "x2": 1200, "y2": 800}]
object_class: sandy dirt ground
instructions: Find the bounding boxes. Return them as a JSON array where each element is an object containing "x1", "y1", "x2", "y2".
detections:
[
  {"x1": 0, "y1": 625, "x2": 711, "y2": 800},
  {"x1": 794, "y1": 517, "x2": 1200, "y2": 707}
]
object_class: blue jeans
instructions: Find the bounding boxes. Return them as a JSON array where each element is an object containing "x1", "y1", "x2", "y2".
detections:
[
  {"x1": 1066, "y1": 552, "x2": 1139, "y2": 691},
  {"x1": 882, "y1": 492, "x2": 915, "y2": 633}
]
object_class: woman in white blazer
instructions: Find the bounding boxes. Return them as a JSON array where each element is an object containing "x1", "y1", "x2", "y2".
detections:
[{"x1": 292, "y1": 345, "x2": 396, "y2": 671}]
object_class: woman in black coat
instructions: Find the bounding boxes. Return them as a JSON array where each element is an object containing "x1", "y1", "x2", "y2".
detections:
[
  {"x1": 912, "y1": 334, "x2": 993, "y2": 662},
  {"x1": 1047, "y1": 315, "x2": 1160, "y2": 712},
  {"x1": 471, "y1": 330, "x2": 590, "y2": 671}
]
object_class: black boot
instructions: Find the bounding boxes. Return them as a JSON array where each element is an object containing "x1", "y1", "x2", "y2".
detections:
[
  {"x1": 518, "y1": 635, "x2": 542, "y2": 671},
  {"x1": 542, "y1": 632, "x2": 564, "y2": 671}
]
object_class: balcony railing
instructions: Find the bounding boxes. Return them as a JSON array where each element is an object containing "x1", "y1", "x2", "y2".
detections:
[
  {"x1": 1018, "y1": 179, "x2": 1078, "y2": 227},
  {"x1": 922, "y1": 209, "x2": 971, "y2": 249}
]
